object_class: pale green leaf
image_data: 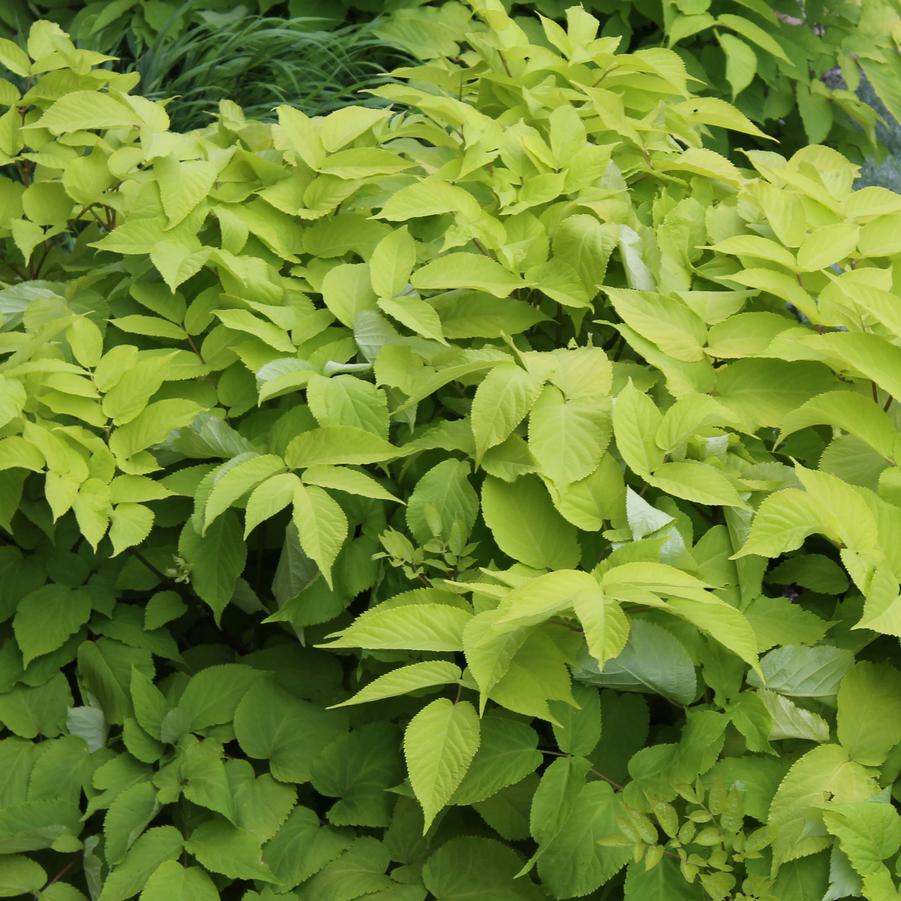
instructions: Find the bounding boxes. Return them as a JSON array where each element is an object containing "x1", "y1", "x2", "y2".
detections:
[
  {"x1": 718, "y1": 32, "x2": 756, "y2": 98},
  {"x1": 528, "y1": 387, "x2": 611, "y2": 490},
  {"x1": 612, "y1": 381, "x2": 664, "y2": 476},
  {"x1": 284, "y1": 426, "x2": 402, "y2": 468},
  {"x1": 580, "y1": 619, "x2": 697, "y2": 705},
  {"x1": 748, "y1": 646, "x2": 854, "y2": 700},
  {"x1": 756, "y1": 689, "x2": 830, "y2": 744},
  {"x1": 412, "y1": 254, "x2": 524, "y2": 298},
  {"x1": 307, "y1": 374, "x2": 389, "y2": 438},
  {"x1": 370, "y1": 227, "x2": 416, "y2": 299}
]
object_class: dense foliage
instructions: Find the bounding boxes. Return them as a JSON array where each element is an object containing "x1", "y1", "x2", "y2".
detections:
[
  {"x1": 0, "y1": 3, "x2": 900, "y2": 899},
  {"x1": 3, "y1": 0, "x2": 900, "y2": 162}
]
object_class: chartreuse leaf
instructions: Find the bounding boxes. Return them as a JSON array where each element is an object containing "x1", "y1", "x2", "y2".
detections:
[
  {"x1": 139, "y1": 861, "x2": 219, "y2": 901},
  {"x1": 321, "y1": 596, "x2": 471, "y2": 651},
  {"x1": 647, "y1": 461, "x2": 745, "y2": 508},
  {"x1": 602, "y1": 562, "x2": 759, "y2": 670},
  {"x1": 109, "y1": 504, "x2": 155, "y2": 557},
  {"x1": 155, "y1": 157, "x2": 217, "y2": 229},
  {"x1": 781, "y1": 391, "x2": 897, "y2": 462},
  {"x1": 243, "y1": 472, "x2": 300, "y2": 537},
  {"x1": 471, "y1": 362, "x2": 544, "y2": 462},
  {"x1": 34, "y1": 90, "x2": 142, "y2": 134},
  {"x1": 573, "y1": 585, "x2": 630, "y2": 669},
  {"x1": 404, "y1": 698, "x2": 481, "y2": 832},
  {"x1": 606, "y1": 289, "x2": 707, "y2": 362},
  {"x1": 528, "y1": 386, "x2": 611, "y2": 490},
  {"x1": 302, "y1": 465, "x2": 400, "y2": 503},
  {"x1": 494, "y1": 570, "x2": 598, "y2": 630},
  {"x1": 412, "y1": 254, "x2": 524, "y2": 298},
  {"x1": 612, "y1": 381, "x2": 664, "y2": 476},
  {"x1": 331, "y1": 661, "x2": 462, "y2": 709},
  {"x1": 378, "y1": 294, "x2": 446, "y2": 344},
  {"x1": 284, "y1": 426, "x2": 402, "y2": 468},
  {"x1": 0, "y1": 38, "x2": 31, "y2": 77},
  {"x1": 0, "y1": 855, "x2": 46, "y2": 896},
  {"x1": 718, "y1": 32, "x2": 756, "y2": 98},
  {"x1": 7, "y1": 9, "x2": 901, "y2": 900}
]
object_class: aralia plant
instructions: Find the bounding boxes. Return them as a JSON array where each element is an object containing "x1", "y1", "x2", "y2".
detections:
[{"x1": 0, "y1": 3, "x2": 899, "y2": 899}]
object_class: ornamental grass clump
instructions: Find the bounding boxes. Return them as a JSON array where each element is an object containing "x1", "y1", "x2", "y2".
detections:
[{"x1": 0, "y1": 3, "x2": 899, "y2": 899}]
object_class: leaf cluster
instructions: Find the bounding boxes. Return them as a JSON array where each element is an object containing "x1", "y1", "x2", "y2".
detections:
[{"x1": 0, "y1": 4, "x2": 900, "y2": 900}]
